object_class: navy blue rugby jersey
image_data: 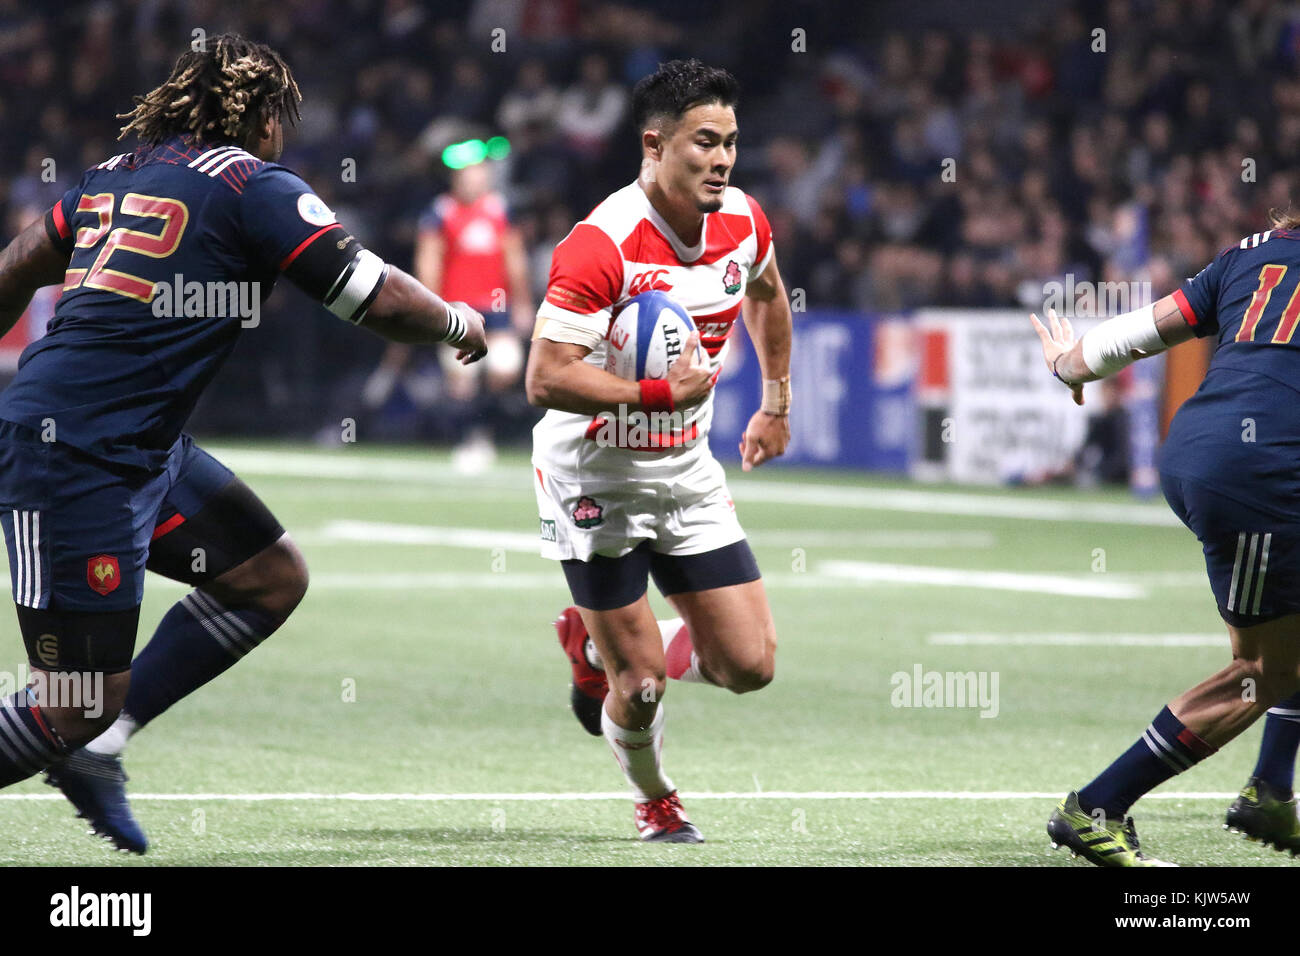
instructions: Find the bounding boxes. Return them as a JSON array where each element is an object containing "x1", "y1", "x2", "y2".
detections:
[
  {"x1": 1163, "y1": 228, "x2": 1300, "y2": 517},
  {"x1": 0, "y1": 135, "x2": 382, "y2": 470}
]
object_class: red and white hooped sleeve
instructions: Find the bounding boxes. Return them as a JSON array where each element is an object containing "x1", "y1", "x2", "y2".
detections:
[
  {"x1": 745, "y1": 193, "x2": 774, "y2": 281},
  {"x1": 535, "y1": 223, "x2": 624, "y2": 351}
]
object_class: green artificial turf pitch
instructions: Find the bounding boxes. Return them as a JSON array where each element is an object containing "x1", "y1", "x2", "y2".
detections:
[{"x1": 0, "y1": 443, "x2": 1286, "y2": 866}]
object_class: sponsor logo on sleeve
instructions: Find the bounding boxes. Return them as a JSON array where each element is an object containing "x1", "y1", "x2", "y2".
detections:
[{"x1": 297, "y1": 193, "x2": 336, "y2": 227}]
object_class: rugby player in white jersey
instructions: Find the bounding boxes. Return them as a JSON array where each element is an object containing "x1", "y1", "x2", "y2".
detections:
[{"x1": 525, "y1": 59, "x2": 793, "y2": 842}]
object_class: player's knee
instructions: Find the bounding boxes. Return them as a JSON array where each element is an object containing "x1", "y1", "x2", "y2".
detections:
[
  {"x1": 245, "y1": 536, "x2": 309, "y2": 620},
  {"x1": 272, "y1": 537, "x2": 310, "y2": 615},
  {"x1": 721, "y1": 655, "x2": 774, "y2": 694}
]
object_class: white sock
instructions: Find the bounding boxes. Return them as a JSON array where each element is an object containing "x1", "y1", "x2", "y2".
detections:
[
  {"x1": 84, "y1": 713, "x2": 139, "y2": 757},
  {"x1": 658, "y1": 617, "x2": 710, "y2": 684},
  {"x1": 601, "y1": 703, "x2": 674, "y2": 802}
]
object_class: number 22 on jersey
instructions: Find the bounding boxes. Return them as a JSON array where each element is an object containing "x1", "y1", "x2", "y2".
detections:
[{"x1": 64, "y1": 192, "x2": 190, "y2": 303}]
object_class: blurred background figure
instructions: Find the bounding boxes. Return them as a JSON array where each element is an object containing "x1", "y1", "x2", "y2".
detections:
[{"x1": 362, "y1": 159, "x2": 534, "y2": 471}]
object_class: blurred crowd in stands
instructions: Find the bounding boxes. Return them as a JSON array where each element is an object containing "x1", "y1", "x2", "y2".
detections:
[{"x1": 2, "y1": 0, "x2": 1299, "y2": 447}]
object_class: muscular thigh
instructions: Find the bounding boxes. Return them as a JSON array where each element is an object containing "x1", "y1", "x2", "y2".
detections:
[
  {"x1": 666, "y1": 577, "x2": 776, "y2": 674},
  {"x1": 146, "y1": 437, "x2": 285, "y2": 587},
  {"x1": 562, "y1": 541, "x2": 663, "y2": 675}
]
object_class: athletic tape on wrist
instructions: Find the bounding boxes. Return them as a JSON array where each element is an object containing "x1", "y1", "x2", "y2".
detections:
[
  {"x1": 761, "y1": 377, "x2": 791, "y2": 415},
  {"x1": 442, "y1": 304, "x2": 467, "y2": 344}
]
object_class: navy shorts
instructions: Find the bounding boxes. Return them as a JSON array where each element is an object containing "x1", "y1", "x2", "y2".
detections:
[
  {"x1": 1162, "y1": 472, "x2": 1300, "y2": 627},
  {"x1": 0, "y1": 425, "x2": 242, "y2": 613},
  {"x1": 561, "y1": 539, "x2": 761, "y2": 611}
]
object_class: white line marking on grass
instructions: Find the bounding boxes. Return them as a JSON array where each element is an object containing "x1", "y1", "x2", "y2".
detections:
[
  {"x1": 749, "y1": 530, "x2": 997, "y2": 548},
  {"x1": 308, "y1": 522, "x2": 997, "y2": 552},
  {"x1": 0, "y1": 791, "x2": 1240, "y2": 801},
  {"x1": 733, "y1": 481, "x2": 1180, "y2": 527},
  {"x1": 317, "y1": 520, "x2": 540, "y2": 552},
  {"x1": 821, "y1": 561, "x2": 1146, "y2": 599},
  {"x1": 205, "y1": 446, "x2": 1177, "y2": 526},
  {"x1": 930, "y1": 633, "x2": 1225, "y2": 647}
]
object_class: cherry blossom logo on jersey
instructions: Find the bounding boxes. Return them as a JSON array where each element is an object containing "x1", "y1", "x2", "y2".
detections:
[
  {"x1": 723, "y1": 260, "x2": 742, "y2": 295},
  {"x1": 571, "y1": 496, "x2": 604, "y2": 529}
]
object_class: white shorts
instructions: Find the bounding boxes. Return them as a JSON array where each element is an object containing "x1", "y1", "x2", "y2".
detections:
[{"x1": 533, "y1": 453, "x2": 746, "y2": 562}]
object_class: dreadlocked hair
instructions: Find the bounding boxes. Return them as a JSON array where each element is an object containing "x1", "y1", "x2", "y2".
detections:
[{"x1": 117, "y1": 33, "x2": 301, "y2": 146}]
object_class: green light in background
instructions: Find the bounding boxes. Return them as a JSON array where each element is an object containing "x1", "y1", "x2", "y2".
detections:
[
  {"x1": 485, "y1": 136, "x2": 511, "y2": 160},
  {"x1": 442, "y1": 139, "x2": 488, "y2": 169}
]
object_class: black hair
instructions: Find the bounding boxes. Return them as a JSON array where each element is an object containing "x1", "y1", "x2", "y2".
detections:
[{"x1": 631, "y1": 58, "x2": 740, "y2": 133}]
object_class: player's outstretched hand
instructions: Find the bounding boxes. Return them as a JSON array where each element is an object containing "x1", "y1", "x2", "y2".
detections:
[
  {"x1": 450, "y1": 301, "x2": 488, "y2": 364},
  {"x1": 740, "y1": 408, "x2": 790, "y2": 472},
  {"x1": 1029, "y1": 307, "x2": 1084, "y2": 406},
  {"x1": 667, "y1": 332, "x2": 714, "y2": 408}
]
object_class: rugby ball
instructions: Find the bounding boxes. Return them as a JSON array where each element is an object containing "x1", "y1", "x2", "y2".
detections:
[{"x1": 604, "y1": 291, "x2": 706, "y2": 380}]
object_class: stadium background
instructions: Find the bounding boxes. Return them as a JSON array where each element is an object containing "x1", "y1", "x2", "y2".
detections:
[
  {"x1": 1, "y1": 0, "x2": 1300, "y2": 872},
  {"x1": 3, "y1": 0, "x2": 1292, "y2": 484}
]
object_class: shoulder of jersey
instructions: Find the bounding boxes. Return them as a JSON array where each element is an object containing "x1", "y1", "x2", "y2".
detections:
[
  {"x1": 719, "y1": 184, "x2": 754, "y2": 215},
  {"x1": 1223, "y1": 229, "x2": 1300, "y2": 257},
  {"x1": 183, "y1": 145, "x2": 269, "y2": 193}
]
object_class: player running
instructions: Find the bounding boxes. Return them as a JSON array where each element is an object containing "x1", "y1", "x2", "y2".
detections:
[
  {"x1": 1033, "y1": 217, "x2": 1300, "y2": 866},
  {"x1": 0, "y1": 34, "x2": 486, "y2": 852},
  {"x1": 526, "y1": 60, "x2": 792, "y2": 842}
]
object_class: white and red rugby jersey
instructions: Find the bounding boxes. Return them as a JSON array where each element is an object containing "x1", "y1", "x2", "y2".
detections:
[{"x1": 532, "y1": 180, "x2": 774, "y2": 478}]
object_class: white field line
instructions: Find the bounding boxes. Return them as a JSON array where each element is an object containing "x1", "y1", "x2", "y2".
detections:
[
  {"x1": 307, "y1": 521, "x2": 997, "y2": 551},
  {"x1": 314, "y1": 520, "x2": 540, "y2": 552},
  {"x1": 127, "y1": 565, "x2": 1145, "y2": 597},
  {"x1": 0, "y1": 791, "x2": 1239, "y2": 802},
  {"x1": 930, "y1": 632, "x2": 1225, "y2": 647},
  {"x1": 203, "y1": 447, "x2": 1178, "y2": 526},
  {"x1": 820, "y1": 561, "x2": 1145, "y2": 599}
]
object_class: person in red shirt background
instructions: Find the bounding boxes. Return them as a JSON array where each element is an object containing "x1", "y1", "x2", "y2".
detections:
[{"x1": 364, "y1": 160, "x2": 534, "y2": 468}]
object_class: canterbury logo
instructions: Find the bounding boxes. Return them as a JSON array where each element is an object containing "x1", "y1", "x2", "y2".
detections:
[
  {"x1": 628, "y1": 269, "x2": 672, "y2": 296},
  {"x1": 36, "y1": 633, "x2": 58, "y2": 667},
  {"x1": 615, "y1": 739, "x2": 653, "y2": 751}
]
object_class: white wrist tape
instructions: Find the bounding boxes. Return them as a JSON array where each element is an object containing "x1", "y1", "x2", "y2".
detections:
[
  {"x1": 1079, "y1": 303, "x2": 1165, "y2": 377},
  {"x1": 442, "y1": 304, "x2": 467, "y2": 344}
]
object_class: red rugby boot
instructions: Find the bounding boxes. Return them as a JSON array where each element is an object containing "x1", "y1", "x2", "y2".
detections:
[{"x1": 555, "y1": 606, "x2": 606, "y2": 736}]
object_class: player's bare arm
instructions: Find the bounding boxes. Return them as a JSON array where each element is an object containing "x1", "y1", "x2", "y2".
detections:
[
  {"x1": 525, "y1": 331, "x2": 713, "y2": 415},
  {"x1": 361, "y1": 266, "x2": 487, "y2": 362},
  {"x1": 0, "y1": 218, "x2": 69, "y2": 336},
  {"x1": 1030, "y1": 293, "x2": 1194, "y2": 405},
  {"x1": 739, "y1": 253, "x2": 792, "y2": 471}
]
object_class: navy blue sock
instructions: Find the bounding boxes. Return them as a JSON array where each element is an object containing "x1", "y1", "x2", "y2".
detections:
[
  {"x1": 1078, "y1": 706, "x2": 1217, "y2": 816},
  {"x1": 1251, "y1": 692, "x2": 1300, "y2": 794},
  {"x1": 0, "y1": 689, "x2": 68, "y2": 787},
  {"x1": 122, "y1": 590, "x2": 279, "y2": 727}
]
